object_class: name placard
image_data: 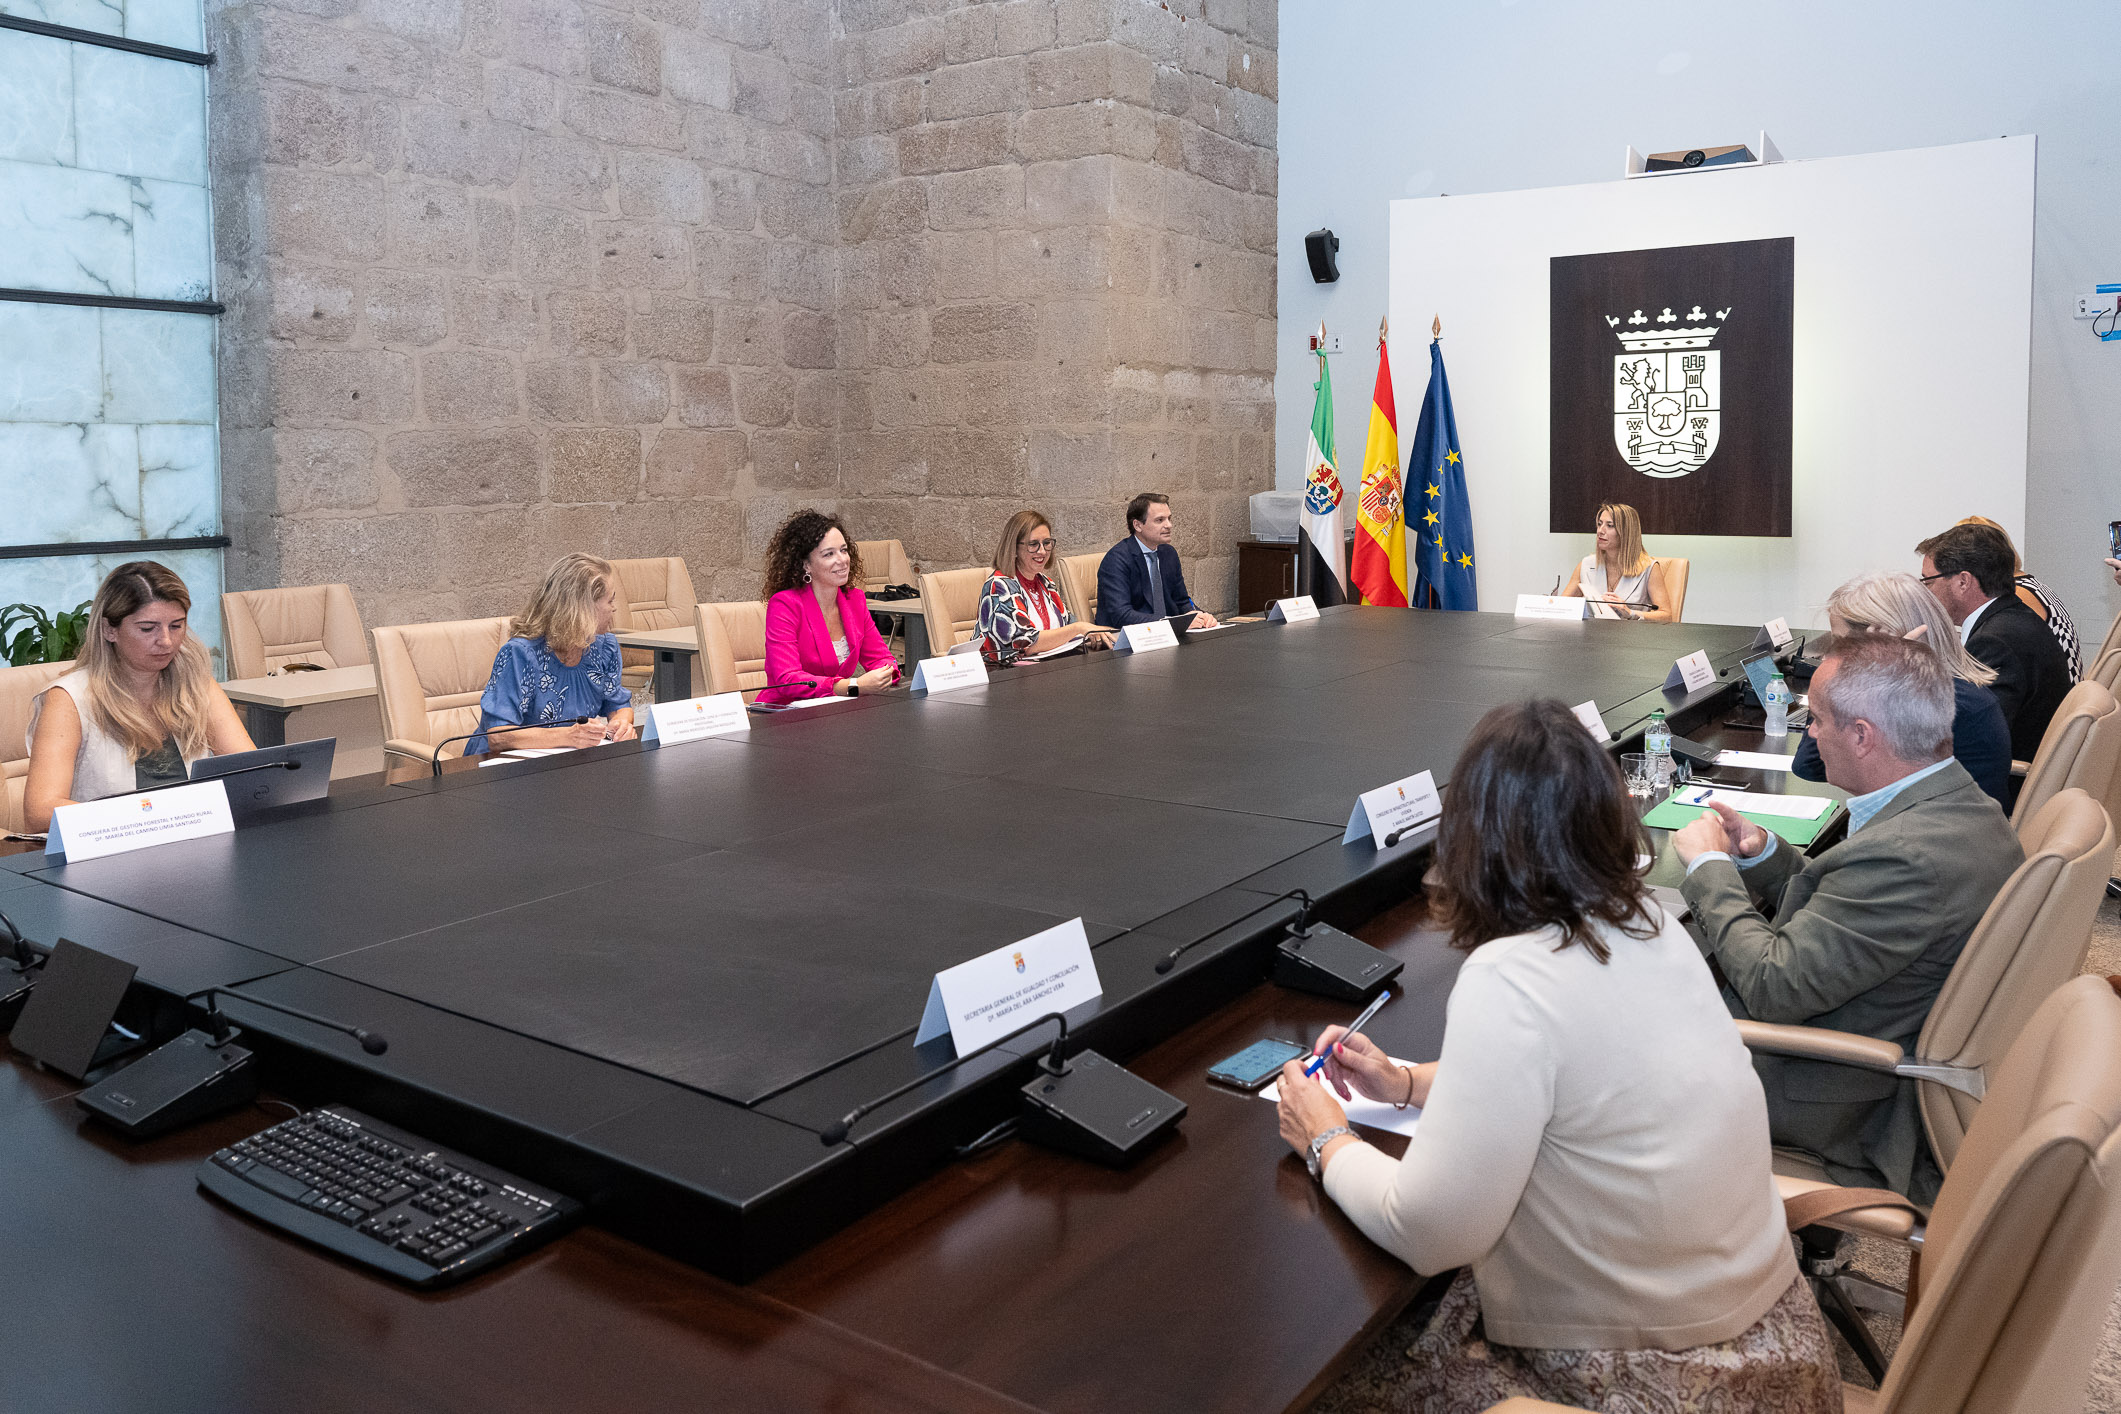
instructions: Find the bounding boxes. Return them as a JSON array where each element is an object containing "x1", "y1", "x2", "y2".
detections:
[
  {"x1": 1663, "y1": 649, "x2": 1718, "y2": 694},
  {"x1": 1514, "y1": 593, "x2": 1586, "y2": 620},
  {"x1": 1115, "y1": 619, "x2": 1179, "y2": 654},
  {"x1": 643, "y1": 691, "x2": 749, "y2": 745},
  {"x1": 1268, "y1": 595, "x2": 1320, "y2": 623},
  {"x1": 1764, "y1": 616, "x2": 1793, "y2": 648},
  {"x1": 909, "y1": 652, "x2": 989, "y2": 694},
  {"x1": 915, "y1": 918, "x2": 1102, "y2": 1054},
  {"x1": 47, "y1": 780, "x2": 234, "y2": 863},
  {"x1": 1570, "y1": 699, "x2": 1611, "y2": 741},
  {"x1": 1343, "y1": 769, "x2": 1442, "y2": 850}
]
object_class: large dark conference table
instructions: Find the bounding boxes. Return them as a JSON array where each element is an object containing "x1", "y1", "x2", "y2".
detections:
[{"x1": 0, "y1": 606, "x2": 1805, "y2": 1413}]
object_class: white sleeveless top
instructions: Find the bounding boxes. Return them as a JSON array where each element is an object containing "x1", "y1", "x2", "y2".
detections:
[
  {"x1": 1579, "y1": 554, "x2": 1651, "y2": 618},
  {"x1": 26, "y1": 670, "x2": 208, "y2": 805}
]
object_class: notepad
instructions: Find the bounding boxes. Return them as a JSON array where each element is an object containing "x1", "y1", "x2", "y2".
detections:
[
  {"x1": 1642, "y1": 787, "x2": 1836, "y2": 847},
  {"x1": 1260, "y1": 1056, "x2": 1423, "y2": 1138}
]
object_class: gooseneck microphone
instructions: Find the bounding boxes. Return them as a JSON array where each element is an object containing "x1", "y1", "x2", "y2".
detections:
[
  {"x1": 820, "y1": 1009, "x2": 1069, "y2": 1147},
  {"x1": 186, "y1": 985, "x2": 389, "y2": 1055},
  {"x1": 1153, "y1": 889, "x2": 1315, "y2": 976},
  {"x1": 428, "y1": 717, "x2": 592, "y2": 776},
  {"x1": 208, "y1": 759, "x2": 301, "y2": 783},
  {"x1": 0, "y1": 907, "x2": 38, "y2": 972}
]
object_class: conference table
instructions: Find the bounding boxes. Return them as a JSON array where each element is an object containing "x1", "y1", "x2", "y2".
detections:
[{"x1": 0, "y1": 607, "x2": 1835, "y2": 1413}]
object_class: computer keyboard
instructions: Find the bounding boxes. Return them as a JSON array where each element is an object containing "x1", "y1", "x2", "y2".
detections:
[{"x1": 198, "y1": 1105, "x2": 581, "y2": 1288}]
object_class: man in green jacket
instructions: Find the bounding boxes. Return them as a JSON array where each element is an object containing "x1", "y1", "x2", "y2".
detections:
[{"x1": 1672, "y1": 633, "x2": 2022, "y2": 1201}]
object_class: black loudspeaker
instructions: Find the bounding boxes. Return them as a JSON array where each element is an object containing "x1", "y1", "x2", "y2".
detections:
[
  {"x1": 77, "y1": 1030, "x2": 256, "y2": 1138},
  {"x1": 1270, "y1": 922, "x2": 1403, "y2": 1002},
  {"x1": 1304, "y1": 228, "x2": 1340, "y2": 283},
  {"x1": 1017, "y1": 1051, "x2": 1185, "y2": 1166},
  {"x1": 9, "y1": 939, "x2": 140, "y2": 1079}
]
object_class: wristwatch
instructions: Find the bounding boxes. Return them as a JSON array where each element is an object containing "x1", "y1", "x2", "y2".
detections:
[{"x1": 1305, "y1": 1125, "x2": 1355, "y2": 1181}]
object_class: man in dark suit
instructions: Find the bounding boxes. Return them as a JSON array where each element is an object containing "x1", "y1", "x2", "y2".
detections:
[
  {"x1": 1916, "y1": 522, "x2": 2073, "y2": 762},
  {"x1": 1673, "y1": 634, "x2": 2022, "y2": 1200},
  {"x1": 1095, "y1": 492, "x2": 1221, "y2": 630}
]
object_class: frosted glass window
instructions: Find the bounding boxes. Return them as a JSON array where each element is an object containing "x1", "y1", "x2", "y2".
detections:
[{"x1": 0, "y1": 0, "x2": 205, "y2": 54}]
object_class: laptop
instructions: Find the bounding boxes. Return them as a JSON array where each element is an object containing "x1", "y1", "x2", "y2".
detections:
[{"x1": 189, "y1": 738, "x2": 336, "y2": 823}]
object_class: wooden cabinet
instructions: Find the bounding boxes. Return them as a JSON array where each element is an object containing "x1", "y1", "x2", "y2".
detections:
[{"x1": 1235, "y1": 537, "x2": 1360, "y2": 613}]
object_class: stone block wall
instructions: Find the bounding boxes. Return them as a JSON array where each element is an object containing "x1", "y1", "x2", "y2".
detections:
[{"x1": 210, "y1": 0, "x2": 1276, "y2": 629}]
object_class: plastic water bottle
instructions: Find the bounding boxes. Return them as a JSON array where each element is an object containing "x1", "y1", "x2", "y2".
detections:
[
  {"x1": 1645, "y1": 709, "x2": 1673, "y2": 786},
  {"x1": 1764, "y1": 674, "x2": 1791, "y2": 737}
]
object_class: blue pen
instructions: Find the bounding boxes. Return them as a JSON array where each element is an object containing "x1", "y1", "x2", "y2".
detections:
[{"x1": 1305, "y1": 989, "x2": 1392, "y2": 1077}]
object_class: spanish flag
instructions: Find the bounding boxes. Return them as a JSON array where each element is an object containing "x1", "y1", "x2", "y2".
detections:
[{"x1": 1352, "y1": 322, "x2": 1408, "y2": 607}]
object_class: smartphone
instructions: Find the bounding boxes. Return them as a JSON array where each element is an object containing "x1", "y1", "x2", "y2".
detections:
[
  {"x1": 1206, "y1": 1038, "x2": 1310, "y2": 1090},
  {"x1": 2110, "y1": 521, "x2": 2121, "y2": 558}
]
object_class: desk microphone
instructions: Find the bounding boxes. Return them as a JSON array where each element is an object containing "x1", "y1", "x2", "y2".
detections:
[
  {"x1": 1549, "y1": 575, "x2": 1562, "y2": 595},
  {"x1": 1153, "y1": 889, "x2": 1314, "y2": 975},
  {"x1": 428, "y1": 717, "x2": 591, "y2": 775},
  {"x1": 822, "y1": 1009, "x2": 1071, "y2": 1146},
  {"x1": 0, "y1": 907, "x2": 42, "y2": 1031},
  {"x1": 209, "y1": 759, "x2": 301, "y2": 782},
  {"x1": 189, "y1": 985, "x2": 390, "y2": 1054},
  {"x1": 1381, "y1": 813, "x2": 1441, "y2": 849}
]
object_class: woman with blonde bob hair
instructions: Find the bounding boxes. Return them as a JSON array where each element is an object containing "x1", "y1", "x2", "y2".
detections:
[
  {"x1": 1561, "y1": 502, "x2": 1675, "y2": 622},
  {"x1": 468, "y1": 552, "x2": 635, "y2": 754},
  {"x1": 1792, "y1": 570, "x2": 2012, "y2": 804},
  {"x1": 972, "y1": 509, "x2": 1111, "y2": 665},
  {"x1": 24, "y1": 560, "x2": 255, "y2": 831}
]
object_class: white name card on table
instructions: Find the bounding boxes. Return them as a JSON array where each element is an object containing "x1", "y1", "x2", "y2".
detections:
[
  {"x1": 1515, "y1": 594, "x2": 1586, "y2": 620},
  {"x1": 1663, "y1": 649, "x2": 1718, "y2": 694},
  {"x1": 1343, "y1": 769, "x2": 1442, "y2": 850},
  {"x1": 46, "y1": 780, "x2": 233, "y2": 863},
  {"x1": 1763, "y1": 616, "x2": 1794, "y2": 648},
  {"x1": 1268, "y1": 595, "x2": 1320, "y2": 623},
  {"x1": 915, "y1": 917, "x2": 1102, "y2": 1053},
  {"x1": 1115, "y1": 619, "x2": 1179, "y2": 654},
  {"x1": 643, "y1": 691, "x2": 749, "y2": 745},
  {"x1": 1570, "y1": 699, "x2": 1611, "y2": 742},
  {"x1": 909, "y1": 652, "x2": 989, "y2": 694},
  {"x1": 1715, "y1": 749, "x2": 1798, "y2": 772}
]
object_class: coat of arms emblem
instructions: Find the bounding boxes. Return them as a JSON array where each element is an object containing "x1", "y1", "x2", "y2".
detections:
[{"x1": 1609, "y1": 304, "x2": 1729, "y2": 479}]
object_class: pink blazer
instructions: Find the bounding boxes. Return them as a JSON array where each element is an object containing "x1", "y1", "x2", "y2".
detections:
[{"x1": 759, "y1": 585, "x2": 898, "y2": 704}]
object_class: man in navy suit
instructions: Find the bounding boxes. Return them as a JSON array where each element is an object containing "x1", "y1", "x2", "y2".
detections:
[
  {"x1": 1095, "y1": 493, "x2": 1221, "y2": 630},
  {"x1": 1917, "y1": 522, "x2": 2072, "y2": 764}
]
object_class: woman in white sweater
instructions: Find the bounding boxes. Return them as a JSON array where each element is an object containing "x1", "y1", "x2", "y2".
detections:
[{"x1": 1276, "y1": 699, "x2": 1838, "y2": 1412}]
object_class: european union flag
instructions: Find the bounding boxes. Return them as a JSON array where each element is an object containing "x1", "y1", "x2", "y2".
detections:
[{"x1": 1408, "y1": 339, "x2": 1477, "y2": 610}]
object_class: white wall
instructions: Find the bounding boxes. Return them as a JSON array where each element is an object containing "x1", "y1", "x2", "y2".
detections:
[
  {"x1": 1278, "y1": 0, "x2": 2121, "y2": 633},
  {"x1": 1388, "y1": 138, "x2": 2033, "y2": 628}
]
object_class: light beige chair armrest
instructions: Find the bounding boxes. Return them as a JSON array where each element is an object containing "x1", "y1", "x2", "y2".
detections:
[
  {"x1": 1776, "y1": 1173, "x2": 1924, "y2": 1243},
  {"x1": 2010, "y1": 757, "x2": 2030, "y2": 778},
  {"x1": 1736, "y1": 1020, "x2": 1903, "y2": 1071},
  {"x1": 383, "y1": 738, "x2": 441, "y2": 766}
]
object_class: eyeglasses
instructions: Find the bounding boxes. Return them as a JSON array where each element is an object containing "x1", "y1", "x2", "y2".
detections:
[
  {"x1": 1020, "y1": 538, "x2": 1056, "y2": 552},
  {"x1": 1917, "y1": 571, "x2": 1951, "y2": 584}
]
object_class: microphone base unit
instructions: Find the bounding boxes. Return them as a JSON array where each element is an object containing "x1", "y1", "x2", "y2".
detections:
[
  {"x1": 1016, "y1": 1051, "x2": 1185, "y2": 1166},
  {"x1": 1270, "y1": 924, "x2": 1404, "y2": 1002},
  {"x1": 76, "y1": 1028, "x2": 257, "y2": 1138}
]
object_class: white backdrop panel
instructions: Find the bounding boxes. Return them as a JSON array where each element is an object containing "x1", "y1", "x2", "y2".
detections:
[{"x1": 1389, "y1": 136, "x2": 2034, "y2": 629}]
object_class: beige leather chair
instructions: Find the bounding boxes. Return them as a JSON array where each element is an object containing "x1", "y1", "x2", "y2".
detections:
[
  {"x1": 919, "y1": 567, "x2": 989, "y2": 657},
  {"x1": 2008, "y1": 680, "x2": 2121, "y2": 833},
  {"x1": 221, "y1": 584, "x2": 369, "y2": 680},
  {"x1": 2, "y1": 660, "x2": 70, "y2": 833},
  {"x1": 2091, "y1": 609, "x2": 2121, "y2": 677},
  {"x1": 370, "y1": 617, "x2": 511, "y2": 766},
  {"x1": 608, "y1": 557, "x2": 700, "y2": 698},
  {"x1": 1058, "y1": 552, "x2": 1103, "y2": 626},
  {"x1": 1488, "y1": 974, "x2": 2121, "y2": 1414},
  {"x1": 855, "y1": 539, "x2": 916, "y2": 592},
  {"x1": 2089, "y1": 642, "x2": 2121, "y2": 693},
  {"x1": 695, "y1": 601, "x2": 769, "y2": 701},
  {"x1": 1654, "y1": 556, "x2": 1690, "y2": 623}
]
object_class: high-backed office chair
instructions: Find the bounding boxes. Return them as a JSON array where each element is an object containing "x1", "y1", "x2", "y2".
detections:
[
  {"x1": 608, "y1": 557, "x2": 700, "y2": 698},
  {"x1": 2008, "y1": 680, "x2": 2121, "y2": 833},
  {"x1": 221, "y1": 584, "x2": 369, "y2": 680},
  {"x1": 2091, "y1": 609, "x2": 2121, "y2": 676},
  {"x1": 1058, "y1": 553, "x2": 1102, "y2": 626},
  {"x1": 855, "y1": 539, "x2": 916, "y2": 591},
  {"x1": 2089, "y1": 643, "x2": 2121, "y2": 693},
  {"x1": 1487, "y1": 973, "x2": 2121, "y2": 1414},
  {"x1": 919, "y1": 568, "x2": 989, "y2": 657},
  {"x1": 695, "y1": 601, "x2": 769, "y2": 701},
  {"x1": 1654, "y1": 557, "x2": 1690, "y2": 623},
  {"x1": 1, "y1": 660, "x2": 70, "y2": 834},
  {"x1": 370, "y1": 617, "x2": 512, "y2": 766}
]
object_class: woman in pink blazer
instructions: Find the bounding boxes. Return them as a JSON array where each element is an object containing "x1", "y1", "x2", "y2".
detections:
[{"x1": 758, "y1": 509, "x2": 901, "y2": 705}]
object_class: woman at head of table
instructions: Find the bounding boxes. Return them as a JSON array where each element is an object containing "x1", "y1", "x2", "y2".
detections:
[
  {"x1": 974, "y1": 510, "x2": 1114, "y2": 666},
  {"x1": 1791, "y1": 570, "x2": 2012, "y2": 805},
  {"x1": 23, "y1": 560, "x2": 256, "y2": 832},
  {"x1": 1560, "y1": 501, "x2": 1674, "y2": 622},
  {"x1": 467, "y1": 552, "x2": 635, "y2": 756},
  {"x1": 1274, "y1": 698, "x2": 1839, "y2": 1414},
  {"x1": 756, "y1": 509, "x2": 900, "y2": 705}
]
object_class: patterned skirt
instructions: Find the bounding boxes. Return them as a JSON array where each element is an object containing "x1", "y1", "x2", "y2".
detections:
[{"x1": 1383, "y1": 1269, "x2": 1843, "y2": 1414}]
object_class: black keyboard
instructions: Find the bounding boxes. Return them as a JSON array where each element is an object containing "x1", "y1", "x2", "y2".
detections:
[{"x1": 199, "y1": 1105, "x2": 580, "y2": 1288}]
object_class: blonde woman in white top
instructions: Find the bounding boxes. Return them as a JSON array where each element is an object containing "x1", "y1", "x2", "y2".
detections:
[
  {"x1": 1561, "y1": 501, "x2": 1674, "y2": 622},
  {"x1": 1275, "y1": 699, "x2": 1837, "y2": 1413},
  {"x1": 24, "y1": 561, "x2": 254, "y2": 832}
]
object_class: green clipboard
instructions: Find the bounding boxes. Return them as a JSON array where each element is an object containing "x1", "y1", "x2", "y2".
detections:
[{"x1": 1640, "y1": 789, "x2": 1836, "y2": 848}]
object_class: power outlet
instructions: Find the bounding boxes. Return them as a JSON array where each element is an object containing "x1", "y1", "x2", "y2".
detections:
[
  {"x1": 1307, "y1": 331, "x2": 1343, "y2": 354},
  {"x1": 2077, "y1": 290, "x2": 2121, "y2": 320}
]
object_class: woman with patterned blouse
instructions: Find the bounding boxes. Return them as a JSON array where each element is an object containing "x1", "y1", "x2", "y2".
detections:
[
  {"x1": 469, "y1": 553, "x2": 636, "y2": 755},
  {"x1": 975, "y1": 511, "x2": 1113, "y2": 665}
]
